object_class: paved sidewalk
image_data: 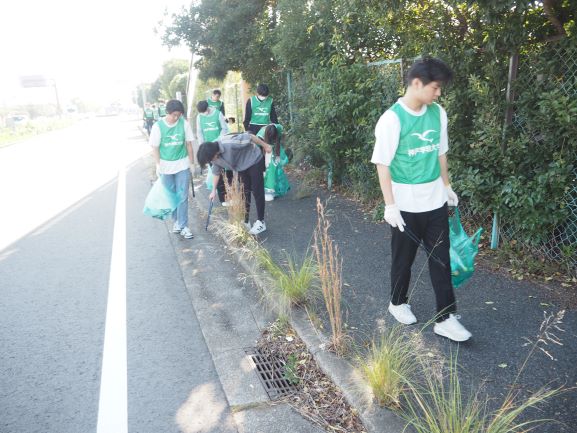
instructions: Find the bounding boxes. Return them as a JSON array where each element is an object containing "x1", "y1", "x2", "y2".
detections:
[
  {"x1": 165, "y1": 183, "x2": 325, "y2": 433},
  {"x1": 190, "y1": 168, "x2": 577, "y2": 433}
]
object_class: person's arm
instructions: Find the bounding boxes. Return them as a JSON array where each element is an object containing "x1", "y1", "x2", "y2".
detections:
[
  {"x1": 251, "y1": 134, "x2": 272, "y2": 153},
  {"x1": 372, "y1": 110, "x2": 405, "y2": 231},
  {"x1": 243, "y1": 99, "x2": 251, "y2": 131},
  {"x1": 220, "y1": 103, "x2": 225, "y2": 117},
  {"x1": 439, "y1": 153, "x2": 458, "y2": 206},
  {"x1": 196, "y1": 115, "x2": 204, "y2": 143},
  {"x1": 219, "y1": 113, "x2": 229, "y2": 136},
  {"x1": 187, "y1": 141, "x2": 194, "y2": 165},
  {"x1": 439, "y1": 154, "x2": 450, "y2": 186},
  {"x1": 149, "y1": 123, "x2": 161, "y2": 170},
  {"x1": 376, "y1": 164, "x2": 395, "y2": 206}
]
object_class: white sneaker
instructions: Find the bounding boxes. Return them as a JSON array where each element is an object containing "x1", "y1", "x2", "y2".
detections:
[
  {"x1": 434, "y1": 314, "x2": 472, "y2": 342},
  {"x1": 222, "y1": 201, "x2": 230, "y2": 207},
  {"x1": 172, "y1": 222, "x2": 182, "y2": 233},
  {"x1": 249, "y1": 220, "x2": 266, "y2": 235},
  {"x1": 388, "y1": 302, "x2": 417, "y2": 325},
  {"x1": 265, "y1": 193, "x2": 274, "y2": 202},
  {"x1": 180, "y1": 227, "x2": 194, "y2": 239}
]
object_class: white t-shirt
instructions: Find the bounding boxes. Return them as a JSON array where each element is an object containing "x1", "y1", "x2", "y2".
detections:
[
  {"x1": 371, "y1": 98, "x2": 449, "y2": 213},
  {"x1": 149, "y1": 117, "x2": 194, "y2": 174}
]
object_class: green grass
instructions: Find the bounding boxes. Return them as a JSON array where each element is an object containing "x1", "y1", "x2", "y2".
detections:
[
  {"x1": 255, "y1": 248, "x2": 317, "y2": 307},
  {"x1": 358, "y1": 326, "x2": 418, "y2": 408},
  {"x1": 0, "y1": 118, "x2": 75, "y2": 147},
  {"x1": 401, "y1": 353, "x2": 562, "y2": 433}
]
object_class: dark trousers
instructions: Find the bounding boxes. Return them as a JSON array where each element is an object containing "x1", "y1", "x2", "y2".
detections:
[
  {"x1": 239, "y1": 156, "x2": 265, "y2": 223},
  {"x1": 216, "y1": 170, "x2": 234, "y2": 203},
  {"x1": 247, "y1": 124, "x2": 264, "y2": 135},
  {"x1": 390, "y1": 204, "x2": 456, "y2": 321}
]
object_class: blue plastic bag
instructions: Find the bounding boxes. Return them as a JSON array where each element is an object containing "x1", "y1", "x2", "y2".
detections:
[
  {"x1": 143, "y1": 177, "x2": 181, "y2": 220},
  {"x1": 449, "y1": 208, "x2": 483, "y2": 288},
  {"x1": 205, "y1": 165, "x2": 213, "y2": 190}
]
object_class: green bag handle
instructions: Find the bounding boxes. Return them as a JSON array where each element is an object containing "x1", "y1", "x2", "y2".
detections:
[{"x1": 450, "y1": 207, "x2": 483, "y2": 246}]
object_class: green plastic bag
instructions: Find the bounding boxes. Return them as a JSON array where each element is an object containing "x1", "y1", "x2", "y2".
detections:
[
  {"x1": 449, "y1": 208, "x2": 483, "y2": 288},
  {"x1": 143, "y1": 177, "x2": 181, "y2": 220},
  {"x1": 264, "y1": 158, "x2": 277, "y2": 195},
  {"x1": 264, "y1": 147, "x2": 291, "y2": 197}
]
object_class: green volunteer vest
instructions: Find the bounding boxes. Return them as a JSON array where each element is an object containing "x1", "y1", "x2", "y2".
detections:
[
  {"x1": 158, "y1": 117, "x2": 187, "y2": 161},
  {"x1": 158, "y1": 104, "x2": 166, "y2": 117},
  {"x1": 199, "y1": 110, "x2": 222, "y2": 142},
  {"x1": 207, "y1": 99, "x2": 223, "y2": 111},
  {"x1": 256, "y1": 123, "x2": 283, "y2": 139},
  {"x1": 249, "y1": 96, "x2": 273, "y2": 125},
  {"x1": 144, "y1": 108, "x2": 154, "y2": 119},
  {"x1": 389, "y1": 102, "x2": 441, "y2": 184}
]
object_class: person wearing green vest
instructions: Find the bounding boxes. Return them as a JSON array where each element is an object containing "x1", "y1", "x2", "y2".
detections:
[
  {"x1": 152, "y1": 103, "x2": 159, "y2": 122},
  {"x1": 243, "y1": 83, "x2": 278, "y2": 135},
  {"x1": 196, "y1": 100, "x2": 231, "y2": 205},
  {"x1": 197, "y1": 133, "x2": 272, "y2": 235},
  {"x1": 206, "y1": 89, "x2": 225, "y2": 116},
  {"x1": 257, "y1": 123, "x2": 290, "y2": 201},
  {"x1": 149, "y1": 99, "x2": 195, "y2": 239},
  {"x1": 371, "y1": 57, "x2": 471, "y2": 342},
  {"x1": 158, "y1": 100, "x2": 167, "y2": 118},
  {"x1": 143, "y1": 102, "x2": 155, "y2": 135}
]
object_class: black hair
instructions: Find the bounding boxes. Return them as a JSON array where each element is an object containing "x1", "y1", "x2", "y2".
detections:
[
  {"x1": 166, "y1": 99, "x2": 185, "y2": 114},
  {"x1": 406, "y1": 57, "x2": 453, "y2": 86},
  {"x1": 212, "y1": 89, "x2": 221, "y2": 96},
  {"x1": 256, "y1": 83, "x2": 269, "y2": 97},
  {"x1": 263, "y1": 124, "x2": 280, "y2": 156},
  {"x1": 196, "y1": 100, "x2": 209, "y2": 113},
  {"x1": 197, "y1": 141, "x2": 220, "y2": 168}
]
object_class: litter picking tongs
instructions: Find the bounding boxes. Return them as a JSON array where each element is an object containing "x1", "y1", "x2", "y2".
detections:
[
  {"x1": 402, "y1": 226, "x2": 447, "y2": 269},
  {"x1": 205, "y1": 197, "x2": 214, "y2": 231}
]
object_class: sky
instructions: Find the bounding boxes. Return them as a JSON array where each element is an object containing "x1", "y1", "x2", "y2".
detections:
[{"x1": 0, "y1": 0, "x2": 192, "y2": 108}]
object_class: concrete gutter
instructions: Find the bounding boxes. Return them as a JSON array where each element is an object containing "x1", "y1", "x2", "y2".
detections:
[{"x1": 191, "y1": 173, "x2": 408, "y2": 433}]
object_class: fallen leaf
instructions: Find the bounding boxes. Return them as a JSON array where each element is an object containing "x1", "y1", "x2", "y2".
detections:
[
  {"x1": 286, "y1": 336, "x2": 294, "y2": 342},
  {"x1": 485, "y1": 301, "x2": 494, "y2": 305},
  {"x1": 498, "y1": 363, "x2": 508, "y2": 368}
]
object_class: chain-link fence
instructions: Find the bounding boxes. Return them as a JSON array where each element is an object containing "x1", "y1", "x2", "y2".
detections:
[
  {"x1": 501, "y1": 41, "x2": 577, "y2": 275},
  {"x1": 274, "y1": 46, "x2": 576, "y2": 276}
]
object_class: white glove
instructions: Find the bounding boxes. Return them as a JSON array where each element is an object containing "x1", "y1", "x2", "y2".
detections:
[
  {"x1": 155, "y1": 164, "x2": 161, "y2": 177},
  {"x1": 446, "y1": 185, "x2": 459, "y2": 207},
  {"x1": 384, "y1": 204, "x2": 406, "y2": 232}
]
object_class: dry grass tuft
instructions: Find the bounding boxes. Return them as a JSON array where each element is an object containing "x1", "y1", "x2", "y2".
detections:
[{"x1": 313, "y1": 198, "x2": 347, "y2": 356}]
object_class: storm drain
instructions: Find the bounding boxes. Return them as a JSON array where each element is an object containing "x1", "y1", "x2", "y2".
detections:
[{"x1": 245, "y1": 348, "x2": 298, "y2": 399}]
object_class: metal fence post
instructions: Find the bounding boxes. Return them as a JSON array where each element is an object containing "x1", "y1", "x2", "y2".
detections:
[
  {"x1": 491, "y1": 50, "x2": 519, "y2": 250},
  {"x1": 287, "y1": 71, "x2": 294, "y2": 127}
]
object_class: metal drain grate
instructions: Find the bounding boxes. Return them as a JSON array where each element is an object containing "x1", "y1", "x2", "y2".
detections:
[{"x1": 245, "y1": 348, "x2": 297, "y2": 399}]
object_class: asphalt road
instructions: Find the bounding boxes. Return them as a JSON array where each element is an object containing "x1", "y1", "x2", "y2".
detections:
[{"x1": 0, "y1": 117, "x2": 236, "y2": 433}]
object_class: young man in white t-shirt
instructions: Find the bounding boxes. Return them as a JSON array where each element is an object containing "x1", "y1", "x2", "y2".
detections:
[
  {"x1": 371, "y1": 57, "x2": 471, "y2": 342},
  {"x1": 149, "y1": 99, "x2": 195, "y2": 239}
]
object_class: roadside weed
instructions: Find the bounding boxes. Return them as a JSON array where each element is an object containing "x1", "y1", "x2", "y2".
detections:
[{"x1": 358, "y1": 326, "x2": 418, "y2": 408}]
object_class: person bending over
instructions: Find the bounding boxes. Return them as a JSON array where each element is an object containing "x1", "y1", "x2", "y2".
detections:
[{"x1": 197, "y1": 133, "x2": 272, "y2": 235}]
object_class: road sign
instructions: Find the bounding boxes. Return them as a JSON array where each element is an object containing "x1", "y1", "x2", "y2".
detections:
[{"x1": 20, "y1": 75, "x2": 49, "y2": 88}]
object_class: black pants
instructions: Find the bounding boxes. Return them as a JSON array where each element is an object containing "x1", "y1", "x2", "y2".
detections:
[
  {"x1": 216, "y1": 170, "x2": 234, "y2": 203},
  {"x1": 239, "y1": 156, "x2": 265, "y2": 223},
  {"x1": 247, "y1": 124, "x2": 264, "y2": 135},
  {"x1": 390, "y1": 204, "x2": 456, "y2": 321}
]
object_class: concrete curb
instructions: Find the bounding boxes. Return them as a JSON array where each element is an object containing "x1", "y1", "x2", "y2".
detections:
[{"x1": 190, "y1": 175, "x2": 407, "y2": 433}]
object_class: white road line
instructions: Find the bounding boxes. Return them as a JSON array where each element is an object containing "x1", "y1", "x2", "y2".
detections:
[{"x1": 97, "y1": 167, "x2": 128, "y2": 433}]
